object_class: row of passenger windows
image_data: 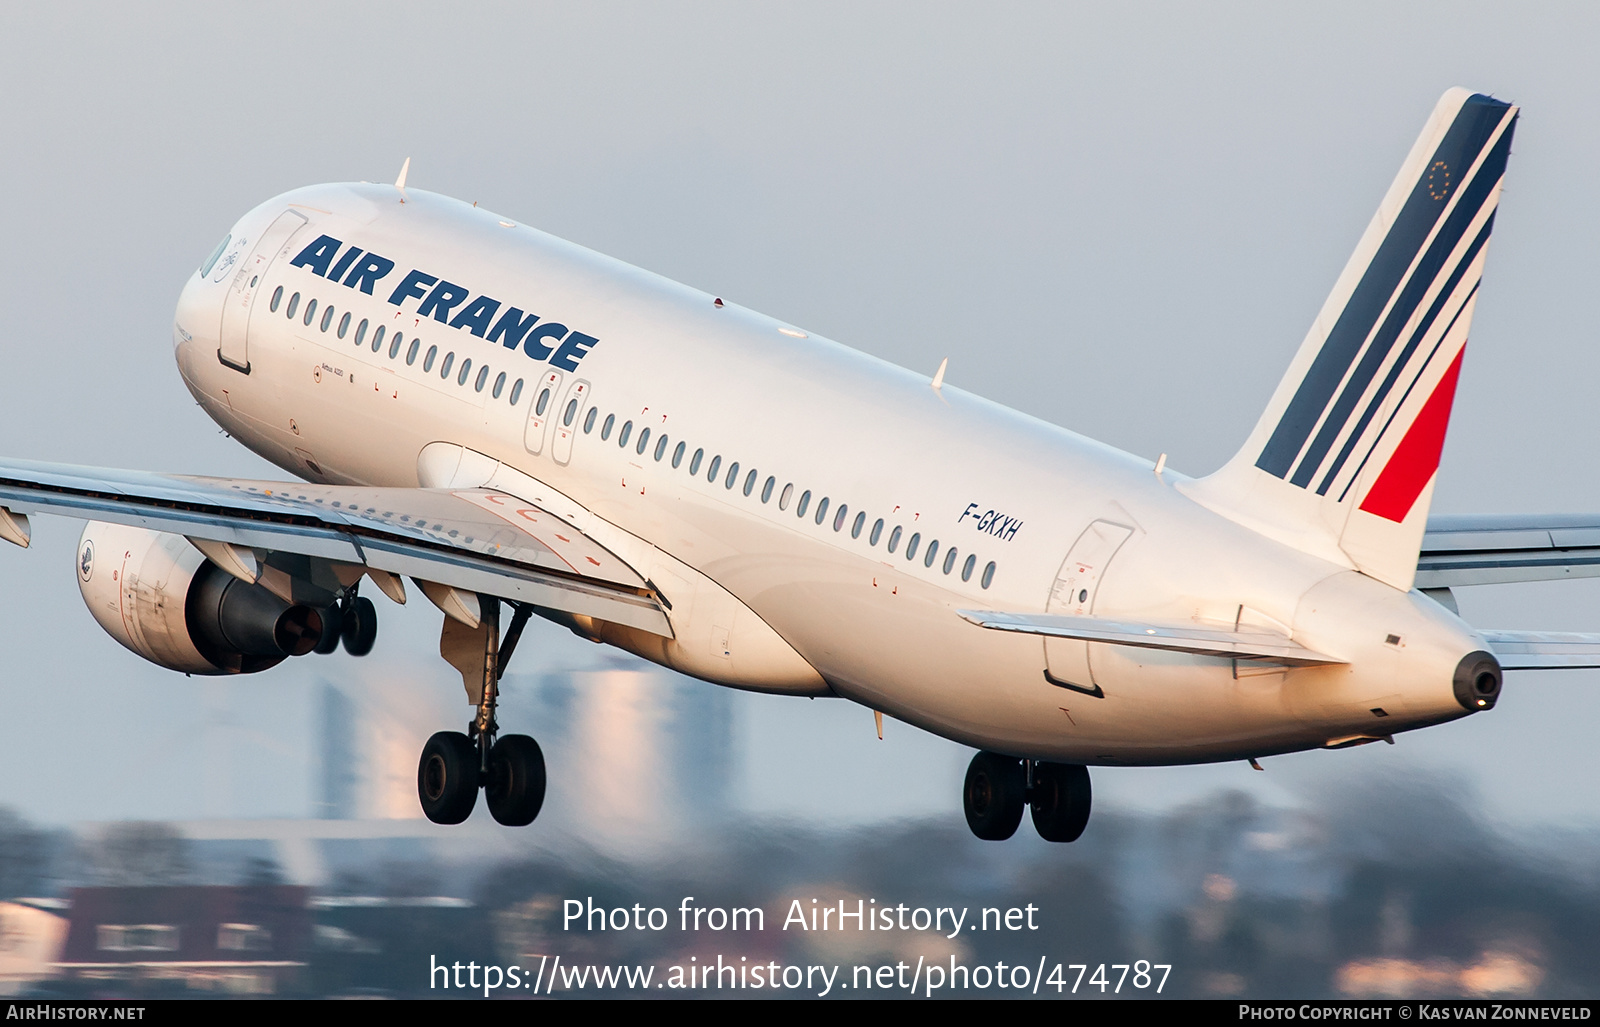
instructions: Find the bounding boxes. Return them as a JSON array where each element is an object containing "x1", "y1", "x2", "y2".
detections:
[
  {"x1": 268, "y1": 284, "x2": 994, "y2": 589},
  {"x1": 576, "y1": 406, "x2": 997, "y2": 589},
  {"x1": 272, "y1": 287, "x2": 526, "y2": 404}
]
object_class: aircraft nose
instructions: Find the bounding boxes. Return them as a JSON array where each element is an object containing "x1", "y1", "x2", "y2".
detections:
[{"x1": 1453, "y1": 649, "x2": 1502, "y2": 711}]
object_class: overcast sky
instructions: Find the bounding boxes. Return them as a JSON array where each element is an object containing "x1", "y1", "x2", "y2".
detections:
[{"x1": 0, "y1": 3, "x2": 1598, "y2": 841}]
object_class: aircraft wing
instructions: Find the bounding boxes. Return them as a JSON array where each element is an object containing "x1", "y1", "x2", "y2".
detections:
[
  {"x1": 957, "y1": 610, "x2": 1345, "y2": 666},
  {"x1": 1419, "y1": 514, "x2": 1600, "y2": 587},
  {"x1": 0, "y1": 457, "x2": 670, "y2": 636}
]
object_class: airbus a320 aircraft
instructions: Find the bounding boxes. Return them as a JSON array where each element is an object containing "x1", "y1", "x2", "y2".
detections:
[{"x1": 2, "y1": 88, "x2": 1592, "y2": 841}]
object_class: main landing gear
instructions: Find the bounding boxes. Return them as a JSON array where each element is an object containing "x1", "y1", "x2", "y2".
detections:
[
  {"x1": 417, "y1": 598, "x2": 547, "y2": 827},
  {"x1": 963, "y1": 751, "x2": 1091, "y2": 843}
]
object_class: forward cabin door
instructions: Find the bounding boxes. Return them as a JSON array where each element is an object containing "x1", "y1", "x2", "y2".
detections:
[
  {"x1": 218, "y1": 209, "x2": 308, "y2": 373},
  {"x1": 1043, "y1": 519, "x2": 1134, "y2": 693},
  {"x1": 523, "y1": 370, "x2": 564, "y2": 455}
]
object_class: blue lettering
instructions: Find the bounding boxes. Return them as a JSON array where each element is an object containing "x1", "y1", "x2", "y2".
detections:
[
  {"x1": 326, "y1": 246, "x2": 363, "y2": 284},
  {"x1": 488, "y1": 307, "x2": 539, "y2": 349},
  {"x1": 416, "y1": 280, "x2": 470, "y2": 322},
  {"x1": 343, "y1": 253, "x2": 396, "y2": 294},
  {"x1": 290, "y1": 235, "x2": 342, "y2": 277},
  {"x1": 449, "y1": 295, "x2": 502, "y2": 338},
  {"x1": 551, "y1": 331, "x2": 597, "y2": 371},
  {"x1": 523, "y1": 322, "x2": 568, "y2": 360},
  {"x1": 388, "y1": 269, "x2": 438, "y2": 307}
]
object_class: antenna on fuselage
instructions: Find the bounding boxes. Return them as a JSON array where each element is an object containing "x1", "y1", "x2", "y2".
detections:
[
  {"x1": 394, "y1": 157, "x2": 411, "y2": 203},
  {"x1": 931, "y1": 357, "x2": 948, "y2": 392}
]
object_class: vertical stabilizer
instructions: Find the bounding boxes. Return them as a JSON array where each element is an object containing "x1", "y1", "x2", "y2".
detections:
[{"x1": 1180, "y1": 89, "x2": 1518, "y2": 591}]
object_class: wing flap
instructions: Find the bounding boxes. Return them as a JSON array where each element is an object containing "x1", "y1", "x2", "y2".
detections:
[
  {"x1": 0, "y1": 457, "x2": 671, "y2": 637},
  {"x1": 958, "y1": 610, "x2": 1345, "y2": 666}
]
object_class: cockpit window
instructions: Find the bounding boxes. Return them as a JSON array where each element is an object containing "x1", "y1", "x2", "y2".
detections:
[{"x1": 199, "y1": 234, "x2": 231, "y2": 277}]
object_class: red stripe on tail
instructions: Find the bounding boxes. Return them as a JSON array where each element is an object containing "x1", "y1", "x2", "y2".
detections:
[{"x1": 1358, "y1": 347, "x2": 1466, "y2": 523}]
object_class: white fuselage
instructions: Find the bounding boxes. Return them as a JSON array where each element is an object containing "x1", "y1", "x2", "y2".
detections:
[{"x1": 170, "y1": 183, "x2": 1489, "y2": 767}]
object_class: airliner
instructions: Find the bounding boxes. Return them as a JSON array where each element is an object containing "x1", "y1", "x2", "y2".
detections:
[{"x1": 2, "y1": 88, "x2": 1592, "y2": 841}]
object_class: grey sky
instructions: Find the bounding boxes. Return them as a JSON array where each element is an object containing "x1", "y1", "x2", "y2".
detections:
[{"x1": 0, "y1": 3, "x2": 1597, "y2": 834}]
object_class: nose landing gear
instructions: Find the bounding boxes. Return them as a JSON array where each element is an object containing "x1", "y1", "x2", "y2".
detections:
[
  {"x1": 416, "y1": 598, "x2": 547, "y2": 827},
  {"x1": 962, "y1": 751, "x2": 1092, "y2": 843}
]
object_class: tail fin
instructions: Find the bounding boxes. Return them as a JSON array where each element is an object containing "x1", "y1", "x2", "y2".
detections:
[{"x1": 1181, "y1": 89, "x2": 1518, "y2": 591}]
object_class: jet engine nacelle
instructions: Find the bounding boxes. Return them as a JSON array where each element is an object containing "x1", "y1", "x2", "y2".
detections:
[{"x1": 77, "y1": 521, "x2": 324, "y2": 675}]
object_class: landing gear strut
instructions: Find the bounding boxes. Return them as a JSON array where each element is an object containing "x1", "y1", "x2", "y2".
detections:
[
  {"x1": 962, "y1": 751, "x2": 1092, "y2": 843},
  {"x1": 416, "y1": 598, "x2": 546, "y2": 827}
]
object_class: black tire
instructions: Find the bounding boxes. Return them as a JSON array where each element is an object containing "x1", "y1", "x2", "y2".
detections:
[
  {"x1": 485, "y1": 734, "x2": 546, "y2": 827},
  {"x1": 313, "y1": 606, "x2": 342, "y2": 654},
  {"x1": 341, "y1": 596, "x2": 378, "y2": 657},
  {"x1": 1030, "y1": 762, "x2": 1092, "y2": 843},
  {"x1": 963, "y1": 751, "x2": 1025, "y2": 841},
  {"x1": 417, "y1": 731, "x2": 478, "y2": 824}
]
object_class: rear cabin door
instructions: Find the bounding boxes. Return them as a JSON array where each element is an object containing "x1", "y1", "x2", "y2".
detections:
[
  {"x1": 1043, "y1": 519, "x2": 1134, "y2": 693},
  {"x1": 218, "y1": 209, "x2": 308, "y2": 373}
]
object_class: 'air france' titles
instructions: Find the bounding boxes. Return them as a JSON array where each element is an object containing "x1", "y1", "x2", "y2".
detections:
[{"x1": 290, "y1": 234, "x2": 598, "y2": 372}]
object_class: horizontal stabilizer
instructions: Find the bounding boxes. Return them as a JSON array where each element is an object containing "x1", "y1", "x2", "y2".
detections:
[
  {"x1": 957, "y1": 610, "x2": 1345, "y2": 666},
  {"x1": 1419, "y1": 514, "x2": 1600, "y2": 587},
  {"x1": 1481, "y1": 630, "x2": 1600, "y2": 670}
]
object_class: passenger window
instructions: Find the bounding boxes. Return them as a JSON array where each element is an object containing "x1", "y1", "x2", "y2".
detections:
[
  {"x1": 423, "y1": 345, "x2": 437, "y2": 372},
  {"x1": 441, "y1": 352, "x2": 455, "y2": 378},
  {"x1": 743, "y1": 469, "x2": 757, "y2": 496},
  {"x1": 981, "y1": 561, "x2": 996, "y2": 589},
  {"x1": 961, "y1": 554, "x2": 976, "y2": 582},
  {"x1": 636, "y1": 426, "x2": 651, "y2": 455},
  {"x1": 943, "y1": 548, "x2": 958, "y2": 574},
  {"x1": 889, "y1": 526, "x2": 902, "y2": 553},
  {"x1": 355, "y1": 319, "x2": 368, "y2": 347},
  {"x1": 833, "y1": 504, "x2": 848, "y2": 532},
  {"x1": 870, "y1": 518, "x2": 883, "y2": 546},
  {"x1": 564, "y1": 399, "x2": 578, "y2": 427},
  {"x1": 475, "y1": 366, "x2": 490, "y2": 392},
  {"x1": 619, "y1": 420, "x2": 633, "y2": 447},
  {"x1": 761, "y1": 476, "x2": 775, "y2": 503},
  {"x1": 779, "y1": 483, "x2": 793, "y2": 510},
  {"x1": 905, "y1": 532, "x2": 920, "y2": 560},
  {"x1": 924, "y1": 540, "x2": 940, "y2": 568},
  {"x1": 725, "y1": 462, "x2": 740, "y2": 489},
  {"x1": 338, "y1": 312, "x2": 351, "y2": 338},
  {"x1": 852, "y1": 512, "x2": 866, "y2": 539},
  {"x1": 797, "y1": 490, "x2": 811, "y2": 518},
  {"x1": 672, "y1": 441, "x2": 685, "y2": 467},
  {"x1": 707, "y1": 455, "x2": 721, "y2": 481},
  {"x1": 303, "y1": 298, "x2": 317, "y2": 325},
  {"x1": 584, "y1": 406, "x2": 597, "y2": 432},
  {"x1": 537, "y1": 387, "x2": 552, "y2": 416},
  {"x1": 494, "y1": 372, "x2": 508, "y2": 399},
  {"x1": 286, "y1": 292, "x2": 300, "y2": 319},
  {"x1": 371, "y1": 325, "x2": 385, "y2": 352},
  {"x1": 601, "y1": 414, "x2": 615, "y2": 440},
  {"x1": 689, "y1": 448, "x2": 703, "y2": 475},
  {"x1": 389, "y1": 334, "x2": 402, "y2": 359},
  {"x1": 407, "y1": 338, "x2": 420, "y2": 365},
  {"x1": 457, "y1": 357, "x2": 472, "y2": 385},
  {"x1": 814, "y1": 497, "x2": 830, "y2": 525},
  {"x1": 655, "y1": 435, "x2": 669, "y2": 461},
  {"x1": 320, "y1": 306, "x2": 334, "y2": 332},
  {"x1": 509, "y1": 378, "x2": 524, "y2": 405},
  {"x1": 270, "y1": 286, "x2": 283, "y2": 312}
]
